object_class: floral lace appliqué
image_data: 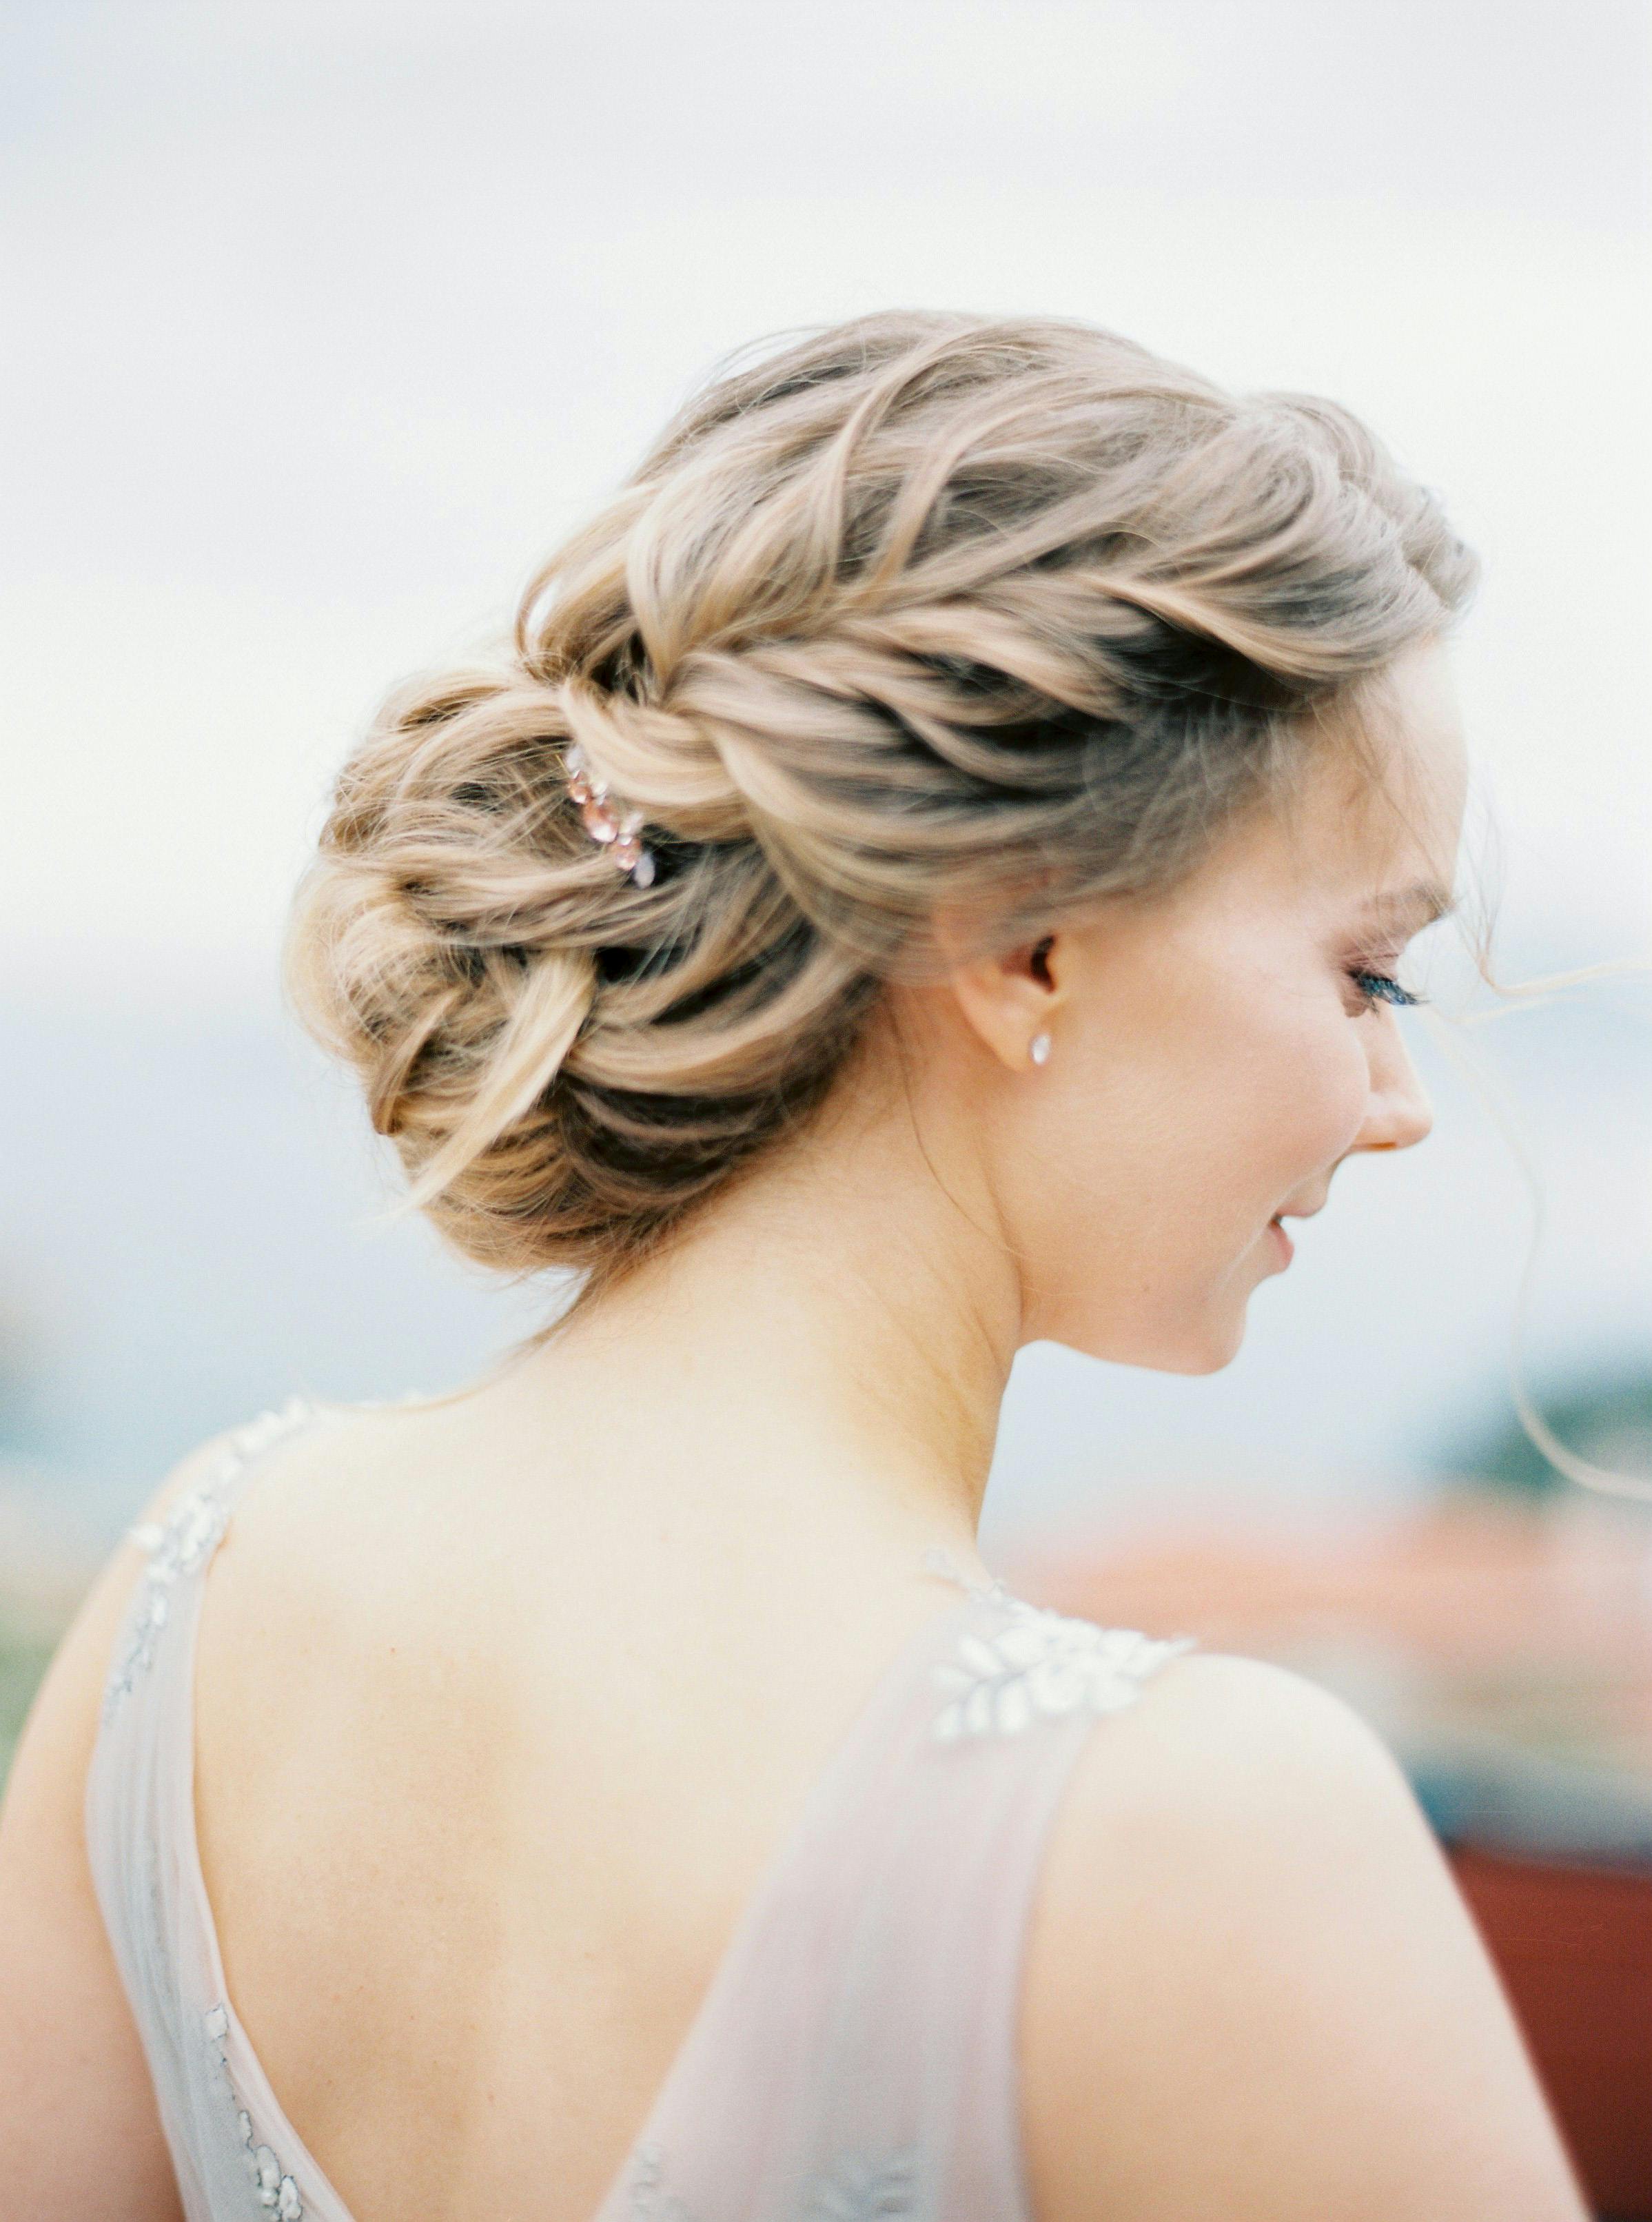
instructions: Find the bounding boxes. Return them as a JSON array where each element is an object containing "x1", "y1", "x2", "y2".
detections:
[
  {"x1": 102, "y1": 1397, "x2": 314, "y2": 1720},
  {"x1": 801, "y1": 2148, "x2": 921, "y2": 2217},
  {"x1": 930, "y1": 1593, "x2": 1196, "y2": 1742},
  {"x1": 203, "y1": 2003, "x2": 304, "y2": 2219},
  {"x1": 626, "y1": 2137, "x2": 920, "y2": 2220}
]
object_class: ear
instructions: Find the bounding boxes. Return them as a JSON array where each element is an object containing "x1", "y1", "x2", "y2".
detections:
[{"x1": 936, "y1": 917, "x2": 1068, "y2": 1073}]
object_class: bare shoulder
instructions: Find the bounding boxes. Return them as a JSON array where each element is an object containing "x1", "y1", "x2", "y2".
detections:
[
  {"x1": 2, "y1": 1417, "x2": 252, "y2": 1824},
  {"x1": 187, "y1": 1396, "x2": 476, "y2": 1711},
  {"x1": 187, "y1": 1398, "x2": 451, "y2": 1826},
  {"x1": 1019, "y1": 1647, "x2": 1589, "y2": 2222},
  {"x1": 0, "y1": 1412, "x2": 269, "y2": 1868}
]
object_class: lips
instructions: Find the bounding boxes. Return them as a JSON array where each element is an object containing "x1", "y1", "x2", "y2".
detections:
[{"x1": 1266, "y1": 1198, "x2": 1325, "y2": 1263}]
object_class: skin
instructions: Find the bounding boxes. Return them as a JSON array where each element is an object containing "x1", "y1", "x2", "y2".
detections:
[{"x1": 0, "y1": 636, "x2": 1590, "y2": 2219}]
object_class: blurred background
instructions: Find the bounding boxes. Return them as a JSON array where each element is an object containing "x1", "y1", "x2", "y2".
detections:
[{"x1": 3, "y1": 2, "x2": 1651, "y2": 2204}]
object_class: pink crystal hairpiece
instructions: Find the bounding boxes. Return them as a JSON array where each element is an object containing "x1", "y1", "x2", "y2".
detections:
[{"x1": 564, "y1": 741, "x2": 657, "y2": 888}]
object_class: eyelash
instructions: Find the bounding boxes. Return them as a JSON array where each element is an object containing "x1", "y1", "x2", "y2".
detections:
[{"x1": 1347, "y1": 966, "x2": 1428, "y2": 1012}]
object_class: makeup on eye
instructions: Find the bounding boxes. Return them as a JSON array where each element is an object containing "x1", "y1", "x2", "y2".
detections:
[
  {"x1": 1346, "y1": 964, "x2": 1428, "y2": 1012},
  {"x1": 1340, "y1": 887, "x2": 1454, "y2": 1013}
]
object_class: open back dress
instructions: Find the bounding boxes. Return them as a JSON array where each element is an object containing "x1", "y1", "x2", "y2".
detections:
[{"x1": 85, "y1": 1398, "x2": 1199, "y2": 2222}]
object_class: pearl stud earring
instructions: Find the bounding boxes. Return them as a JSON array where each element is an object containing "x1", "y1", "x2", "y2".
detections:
[{"x1": 1029, "y1": 1031, "x2": 1052, "y2": 1067}]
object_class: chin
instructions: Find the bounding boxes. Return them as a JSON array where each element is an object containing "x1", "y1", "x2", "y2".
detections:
[
  {"x1": 1142, "y1": 1336, "x2": 1244, "y2": 1378},
  {"x1": 1054, "y1": 1309, "x2": 1247, "y2": 1375}
]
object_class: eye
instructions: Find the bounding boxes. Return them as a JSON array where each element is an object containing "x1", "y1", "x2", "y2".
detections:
[{"x1": 1347, "y1": 966, "x2": 1428, "y2": 1013}]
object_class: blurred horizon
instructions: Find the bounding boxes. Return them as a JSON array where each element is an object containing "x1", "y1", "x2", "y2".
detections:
[{"x1": 3, "y1": 929, "x2": 1649, "y2": 1561}]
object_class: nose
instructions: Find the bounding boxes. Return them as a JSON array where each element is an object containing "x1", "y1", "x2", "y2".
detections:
[{"x1": 1352, "y1": 1009, "x2": 1434, "y2": 1155}]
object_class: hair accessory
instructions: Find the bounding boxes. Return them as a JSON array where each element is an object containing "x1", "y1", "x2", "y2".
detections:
[
  {"x1": 1029, "y1": 1030, "x2": 1052, "y2": 1066},
  {"x1": 564, "y1": 741, "x2": 657, "y2": 887}
]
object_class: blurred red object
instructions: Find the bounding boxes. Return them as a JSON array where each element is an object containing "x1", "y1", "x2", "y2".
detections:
[{"x1": 1449, "y1": 1846, "x2": 1652, "y2": 2221}]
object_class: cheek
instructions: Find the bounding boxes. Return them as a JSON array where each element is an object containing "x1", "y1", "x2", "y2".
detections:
[
  {"x1": 1250, "y1": 993, "x2": 1371, "y2": 1187},
  {"x1": 1008, "y1": 962, "x2": 1373, "y2": 1307},
  {"x1": 1145, "y1": 977, "x2": 1369, "y2": 1243}
]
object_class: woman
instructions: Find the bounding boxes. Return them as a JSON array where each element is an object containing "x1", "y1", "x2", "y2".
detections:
[{"x1": 1, "y1": 312, "x2": 1590, "y2": 2219}]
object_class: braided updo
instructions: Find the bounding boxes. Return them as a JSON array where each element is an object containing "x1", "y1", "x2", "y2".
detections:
[{"x1": 285, "y1": 310, "x2": 1476, "y2": 1314}]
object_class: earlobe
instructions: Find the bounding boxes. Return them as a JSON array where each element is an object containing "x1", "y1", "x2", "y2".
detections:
[
  {"x1": 945, "y1": 928, "x2": 1066, "y2": 1073},
  {"x1": 1026, "y1": 938, "x2": 1057, "y2": 1068}
]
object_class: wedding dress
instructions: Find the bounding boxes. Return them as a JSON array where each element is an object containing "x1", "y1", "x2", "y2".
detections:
[{"x1": 86, "y1": 1399, "x2": 1197, "y2": 2221}]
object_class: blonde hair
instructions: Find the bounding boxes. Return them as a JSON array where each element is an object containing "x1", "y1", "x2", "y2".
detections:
[{"x1": 286, "y1": 310, "x2": 1477, "y2": 1321}]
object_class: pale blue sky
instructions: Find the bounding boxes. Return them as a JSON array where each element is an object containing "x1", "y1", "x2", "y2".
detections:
[
  {"x1": 3, "y1": 2, "x2": 1649, "y2": 1549},
  {"x1": 6, "y1": 0, "x2": 1649, "y2": 992}
]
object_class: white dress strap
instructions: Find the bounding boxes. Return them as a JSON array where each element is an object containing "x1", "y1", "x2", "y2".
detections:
[
  {"x1": 85, "y1": 1396, "x2": 354, "y2": 2222},
  {"x1": 595, "y1": 1576, "x2": 1197, "y2": 2222}
]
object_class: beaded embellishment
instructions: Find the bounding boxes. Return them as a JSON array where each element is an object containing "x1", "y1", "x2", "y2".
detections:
[
  {"x1": 204, "y1": 2004, "x2": 305, "y2": 2219},
  {"x1": 566, "y1": 740, "x2": 656, "y2": 886},
  {"x1": 102, "y1": 1397, "x2": 315, "y2": 1720}
]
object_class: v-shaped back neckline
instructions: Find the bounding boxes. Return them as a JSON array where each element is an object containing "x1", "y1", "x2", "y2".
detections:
[{"x1": 172, "y1": 1441, "x2": 988, "y2": 2222}]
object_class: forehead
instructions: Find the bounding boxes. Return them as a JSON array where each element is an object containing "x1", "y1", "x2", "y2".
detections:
[
  {"x1": 1270, "y1": 644, "x2": 1467, "y2": 904},
  {"x1": 1186, "y1": 642, "x2": 1468, "y2": 929}
]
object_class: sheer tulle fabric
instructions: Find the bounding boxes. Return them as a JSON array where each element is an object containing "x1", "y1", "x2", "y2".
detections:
[{"x1": 85, "y1": 1403, "x2": 1195, "y2": 2221}]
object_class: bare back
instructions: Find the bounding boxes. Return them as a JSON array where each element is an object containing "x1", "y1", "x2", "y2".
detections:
[{"x1": 88, "y1": 1396, "x2": 1207, "y2": 2221}]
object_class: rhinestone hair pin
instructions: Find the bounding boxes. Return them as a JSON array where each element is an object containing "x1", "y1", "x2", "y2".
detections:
[{"x1": 564, "y1": 740, "x2": 657, "y2": 888}]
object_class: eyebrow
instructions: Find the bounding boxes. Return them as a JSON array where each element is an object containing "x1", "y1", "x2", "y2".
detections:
[{"x1": 1357, "y1": 879, "x2": 1460, "y2": 931}]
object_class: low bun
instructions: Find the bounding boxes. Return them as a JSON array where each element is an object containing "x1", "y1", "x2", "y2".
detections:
[
  {"x1": 286, "y1": 651, "x2": 878, "y2": 1290},
  {"x1": 286, "y1": 309, "x2": 1476, "y2": 1316}
]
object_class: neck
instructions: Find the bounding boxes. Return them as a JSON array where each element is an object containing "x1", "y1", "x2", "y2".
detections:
[{"x1": 489, "y1": 1059, "x2": 1022, "y2": 1576}]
